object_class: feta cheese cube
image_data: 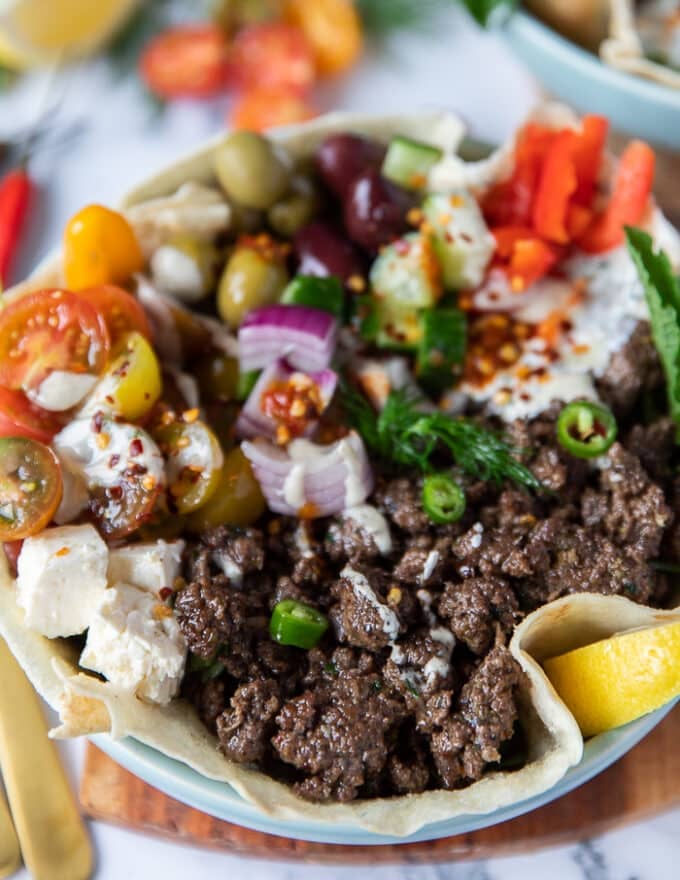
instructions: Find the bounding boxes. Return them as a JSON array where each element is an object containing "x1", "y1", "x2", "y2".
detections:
[
  {"x1": 80, "y1": 583, "x2": 187, "y2": 705},
  {"x1": 108, "y1": 540, "x2": 184, "y2": 595},
  {"x1": 16, "y1": 524, "x2": 108, "y2": 638}
]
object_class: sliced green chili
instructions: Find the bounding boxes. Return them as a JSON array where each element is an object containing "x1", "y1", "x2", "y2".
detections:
[
  {"x1": 269, "y1": 599, "x2": 329, "y2": 649},
  {"x1": 556, "y1": 401, "x2": 617, "y2": 459},
  {"x1": 422, "y1": 473, "x2": 466, "y2": 524}
]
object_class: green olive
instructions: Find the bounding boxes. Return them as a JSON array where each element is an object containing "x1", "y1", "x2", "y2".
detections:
[
  {"x1": 229, "y1": 201, "x2": 265, "y2": 235},
  {"x1": 267, "y1": 175, "x2": 319, "y2": 238},
  {"x1": 217, "y1": 246, "x2": 288, "y2": 328},
  {"x1": 186, "y1": 448, "x2": 265, "y2": 530},
  {"x1": 194, "y1": 352, "x2": 240, "y2": 401},
  {"x1": 214, "y1": 131, "x2": 291, "y2": 210}
]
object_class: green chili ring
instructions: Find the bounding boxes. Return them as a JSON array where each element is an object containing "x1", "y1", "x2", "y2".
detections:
[
  {"x1": 270, "y1": 599, "x2": 329, "y2": 649},
  {"x1": 422, "y1": 473, "x2": 466, "y2": 524},
  {"x1": 556, "y1": 400, "x2": 617, "y2": 459}
]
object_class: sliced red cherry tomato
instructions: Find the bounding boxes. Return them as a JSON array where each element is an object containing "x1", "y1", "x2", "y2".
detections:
[
  {"x1": 0, "y1": 289, "x2": 110, "y2": 391},
  {"x1": 2, "y1": 539, "x2": 23, "y2": 576},
  {"x1": 140, "y1": 24, "x2": 228, "y2": 99},
  {"x1": 229, "y1": 23, "x2": 316, "y2": 94},
  {"x1": 0, "y1": 436, "x2": 63, "y2": 541},
  {"x1": 230, "y1": 86, "x2": 316, "y2": 131},
  {"x1": 0, "y1": 386, "x2": 63, "y2": 443},
  {"x1": 76, "y1": 284, "x2": 152, "y2": 345},
  {"x1": 578, "y1": 140, "x2": 656, "y2": 254}
]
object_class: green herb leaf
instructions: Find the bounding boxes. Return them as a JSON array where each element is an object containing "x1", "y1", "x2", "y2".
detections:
[
  {"x1": 342, "y1": 385, "x2": 541, "y2": 491},
  {"x1": 188, "y1": 650, "x2": 226, "y2": 681},
  {"x1": 626, "y1": 226, "x2": 680, "y2": 438},
  {"x1": 355, "y1": 0, "x2": 455, "y2": 38},
  {"x1": 458, "y1": 0, "x2": 517, "y2": 26}
]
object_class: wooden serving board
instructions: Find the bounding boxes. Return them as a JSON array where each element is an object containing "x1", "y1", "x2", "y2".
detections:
[{"x1": 79, "y1": 708, "x2": 679, "y2": 864}]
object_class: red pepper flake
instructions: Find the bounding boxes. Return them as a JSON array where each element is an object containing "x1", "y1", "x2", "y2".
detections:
[
  {"x1": 92, "y1": 411, "x2": 104, "y2": 434},
  {"x1": 55, "y1": 546, "x2": 70, "y2": 557},
  {"x1": 159, "y1": 587, "x2": 172, "y2": 601},
  {"x1": 108, "y1": 454, "x2": 121, "y2": 468},
  {"x1": 129, "y1": 438, "x2": 143, "y2": 457},
  {"x1": 261, "y1": 376, "x2": 324, "y2": 443}
]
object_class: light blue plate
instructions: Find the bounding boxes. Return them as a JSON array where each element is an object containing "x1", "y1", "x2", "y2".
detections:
[
  {"x1": 503, "y1": 11, "x2": 680, "y2": 151},
  {"x1": 91, "y1": 699, "x2": 677, "y2": 845}
]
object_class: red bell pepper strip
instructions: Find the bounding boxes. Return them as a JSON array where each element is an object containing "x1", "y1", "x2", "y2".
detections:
[
  {"x1": 491, "y1": 225, "x2": 537, "y2": 258},
  {"x1": 482, "y1": 123, "x2": 556, "y2": 227},
  {"x1": 532, "y1": 130, "x2": 578, "y2": 244},
  {"x1": 571, "y1": 114, "x2": 609, "y2": 206},
  {"x1": 0, "y1": 166, "x2": 33, "y2": 289},
  {"x1": 509, "y1": 237, "x2": 558, "y2": 290},
  {"x1": 578, "y1": 140, "x2": 655, "y2": 254}
]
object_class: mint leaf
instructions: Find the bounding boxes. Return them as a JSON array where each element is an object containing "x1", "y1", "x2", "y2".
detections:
[{"x1": 626, "y1": 226, "x2": 680, "y2": 438}]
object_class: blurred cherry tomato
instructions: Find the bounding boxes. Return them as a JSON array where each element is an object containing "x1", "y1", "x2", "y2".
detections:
[
  {"x1": 283, "y1": 0, "x2": 362, "y2": 76},
  {"x1": 141, "y1": 24, "x2": 229, "y2": 99},
  {"x1": 230, "y1": 87, "x2": 315, "y2": 131},
  {"x1": 229, "y1": 22, "x2": 315, "y2": 93},
  {"x1": 64, "y1": 205, "x2": 144, "y2": 291}
]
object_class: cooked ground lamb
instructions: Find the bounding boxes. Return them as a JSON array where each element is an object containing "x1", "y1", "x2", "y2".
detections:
[{"x1": 176, "y1": 329, "x2": 675, "y2": 802}]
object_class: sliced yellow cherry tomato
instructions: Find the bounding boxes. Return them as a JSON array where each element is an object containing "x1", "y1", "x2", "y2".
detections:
[
  {"x1": 186, "y1": 447, "x2": 264, "y2": 530},
  {"x1": 283, "y1": 0, "x2": 362, "y2": 77},
  {"x1": 64, "y1": 204, "x2": 144, "y2": 290},
  {"x1": 155, "y1": 417, "x2": 223, "y2": 514},
  {"x1": 0, "y1": 437, "x2": 63, "y2": 540},
  {"x1": 81, "y1": 331, "x2": 162, "y2": 422}
]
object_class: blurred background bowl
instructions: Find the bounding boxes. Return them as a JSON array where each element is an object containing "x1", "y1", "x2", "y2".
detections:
[{"x1": 503, "y1": 8, "x2": 680, "y2": 223}]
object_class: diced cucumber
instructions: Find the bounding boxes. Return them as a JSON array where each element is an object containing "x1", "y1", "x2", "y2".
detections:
[
  {"x1": 417, "y1": 307, "x2": 467, "y2": 390},
  {"x1": 376, "y1": 304, "x2": 424, "y2": 350},
  {"x1": 370, "y1": 232, "x2": 442, "y2": 312},
  {"x1": 423, "y1": 191, "x2": 495, "y2": 290},
  {"x1": 281, "y1": 275, "x2": 345, "y2": 319},
  {"x1": 382, "y1": 136, "x2": 444, "y2": 190}
]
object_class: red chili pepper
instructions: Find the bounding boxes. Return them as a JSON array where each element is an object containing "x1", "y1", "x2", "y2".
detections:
[{"x1": 0, "y1": 166, "x2": 33, "y2": 289}]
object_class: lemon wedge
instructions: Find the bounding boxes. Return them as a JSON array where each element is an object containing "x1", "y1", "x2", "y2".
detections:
[
  {"x1": 543, "y1": 620, "x2": 680, "y2": 737},
  {"x1": 0, "y1": 0, "x2": 139, "y2": 70}
]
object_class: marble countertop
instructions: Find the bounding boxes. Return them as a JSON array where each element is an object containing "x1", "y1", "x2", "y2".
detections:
[{"x1": 1, "y1": 4, "x2": 677, "y2": 878}]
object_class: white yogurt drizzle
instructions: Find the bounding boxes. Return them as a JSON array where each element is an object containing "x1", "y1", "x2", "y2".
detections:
[{"x1": 343, "y1": 505, "x2": 393, "y2": 555}]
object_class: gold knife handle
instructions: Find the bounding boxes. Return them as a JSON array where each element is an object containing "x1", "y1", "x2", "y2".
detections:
[
  {"x1": 0, "y1": 789, "x2": 20, "y2": 880},
  {"x1": 0, "y1": 638, "x2": 93, "y2": 880}
]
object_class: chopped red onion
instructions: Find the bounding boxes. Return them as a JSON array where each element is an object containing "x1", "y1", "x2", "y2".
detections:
[
  {"x1": 241, "y1": 431, "x2": 373, "y2": 517},
  {"x1": 235, "y1": 359, "x2": 337, "y2": 440},
  {"x1": 238, "y1": 304, "x2": 338, "y2": 373}
]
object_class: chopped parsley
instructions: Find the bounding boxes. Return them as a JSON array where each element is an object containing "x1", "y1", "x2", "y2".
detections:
[
  {"x1": 342, "y1": 385, "x2": 541, "y2": 491},
  {"x1": 626, "y1": 227, "x2": 680, "y2": 439}
]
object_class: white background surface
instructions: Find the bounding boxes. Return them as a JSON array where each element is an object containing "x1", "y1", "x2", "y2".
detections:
[{"x1": 0, "y1": 5, "x2": 678, "y2": 878}]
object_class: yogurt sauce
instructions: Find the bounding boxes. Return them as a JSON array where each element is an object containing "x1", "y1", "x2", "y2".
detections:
[{"x1": 444, "y1": 211, "x2": 680, "y2": 423}]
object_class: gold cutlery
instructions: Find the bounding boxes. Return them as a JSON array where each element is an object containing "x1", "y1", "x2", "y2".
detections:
[
  {"x1": 0, "y1": 638, "x2": 93, "y2": 880},
  {"x1": 0, "y1": 790, "x2": 20, "y2": 880}
]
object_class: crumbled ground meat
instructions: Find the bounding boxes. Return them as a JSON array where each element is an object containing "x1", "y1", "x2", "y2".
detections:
[
  {"x1": 178, "y1": 320, "x2": 675, "y2": 803},
  {"x1": 217, "y1": 679, "x2": 281, "y2": 764}
]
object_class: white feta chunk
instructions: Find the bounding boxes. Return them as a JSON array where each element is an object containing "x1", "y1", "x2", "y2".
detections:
[
  {"x1": 80, "y1": 583, "x2": 187, "y2": 705},
  {"x1": 108, "y1": 540, "x2": 184, "y2": 595},
  {"x1": 16, "y1": 524, "x2": 108, "y2": 638}
]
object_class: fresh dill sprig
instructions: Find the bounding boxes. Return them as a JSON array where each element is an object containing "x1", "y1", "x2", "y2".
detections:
[{"x1": 343, "y1": 385, "x2": 542, "y2": 491}]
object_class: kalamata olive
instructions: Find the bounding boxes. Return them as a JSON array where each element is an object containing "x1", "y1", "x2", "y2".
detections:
[
  {"x1": 343, "y1": 169, "x2": 413, "y2": 252},
  {"x1": 294, "y1": 221, "x2": 366, "y2": 286},
  {"x1": 315, "y1": 133, "x2": 385, "y2": 199}
]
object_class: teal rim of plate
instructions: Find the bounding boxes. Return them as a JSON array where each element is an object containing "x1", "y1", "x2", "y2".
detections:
[{"x1": 91, "y1": 698, "x2": 677, "y2": 846}]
